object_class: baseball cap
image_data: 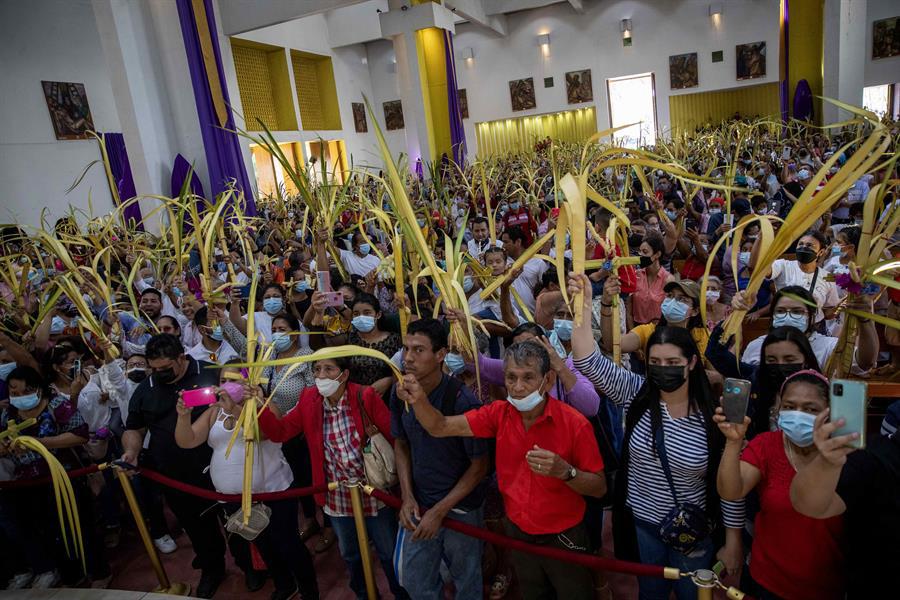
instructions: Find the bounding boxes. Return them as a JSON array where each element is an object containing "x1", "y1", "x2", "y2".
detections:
[{"x1": 664, "y1": 279, "x2": 700, "y2": 300}]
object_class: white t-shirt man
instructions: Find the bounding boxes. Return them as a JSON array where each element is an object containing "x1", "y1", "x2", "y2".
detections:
[
  {"x1": 466, "y1": 238, "x2": 501, "y2": 261},
  {"x1": 770, "y1": 258, "x2": 840, "y2": 323},
  {"x1": 338, "y1": 248, "x2": 380, "y2": 278},
  {"x1": 509, "y1": 257, "x2": 548, "y2": 314}
]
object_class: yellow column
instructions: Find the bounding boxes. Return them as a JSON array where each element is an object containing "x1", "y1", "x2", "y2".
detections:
[
  {"x1": 787, "y1": 0, "x2": 824, "y2": 122},
  {"x1": 411, "y1": 1, "x2": 452, "y2": 162}
]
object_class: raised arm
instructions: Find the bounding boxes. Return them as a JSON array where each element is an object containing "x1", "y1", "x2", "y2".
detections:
[
  {"x1": 174, "y1": 395, "x2": 215, "y2": 449},
  {"x1": 790, "y1": 410, "x2": 855, "y2": 518},
  {"x1": 713, "y1": 408, "x2": 759, "y2": 500}
]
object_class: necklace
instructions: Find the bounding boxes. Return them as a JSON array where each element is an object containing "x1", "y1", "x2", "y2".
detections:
[{"x1": 783, "y1": 435, "x2": 813, "y2": 472}]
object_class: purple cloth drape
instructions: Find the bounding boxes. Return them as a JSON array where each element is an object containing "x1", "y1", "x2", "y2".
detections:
[
  {"x1": 793, "y1": 79, "x2": 814, "y2": 122},
  {"x1": 102, "y1": 133, "x2": 144, "y2": 230},
  {"x1": 443, "y1": 30, "x2": 467, "y2": 165},
  {"x1": 175, "y1": 0, "x2": 256, "y2": 216},
  {"x1": 171, "y1": 153, "x2": 206, "y2": 199},
  {"x1": 780, "y1": 0, "x2": 789, "y2": 124}
]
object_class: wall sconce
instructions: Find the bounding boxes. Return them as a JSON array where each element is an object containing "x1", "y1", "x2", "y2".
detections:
[
  {"x1": 709, "y1": 3, "x2": 723, "y2": 26},
  {"x1": 387, "y1": 56, "x2": 397, "y2": 73},
  {"x1": 537, "y1": 33, "x2": 550, "y2": 57},
  {"x1": 459, "y1": 47, "x2": 474, "y2": 63},
  {"x1": 620, "y1": 19, "x2": 632, "y2": 46}
]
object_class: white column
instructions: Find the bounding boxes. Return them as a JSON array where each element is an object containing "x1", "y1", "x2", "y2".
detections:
[
  {"x1": 392, "y1": 29, "x2": 432, "y2": 167},
  {"x1": 823, "y1": 0, "x2": 867, "y2": 124}
]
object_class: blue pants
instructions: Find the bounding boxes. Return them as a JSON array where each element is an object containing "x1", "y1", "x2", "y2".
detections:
[
  {"x1": 395, "y1": 507, "x2": 484, "y2": 600},
  {"x1": 634, "y1": 518, "x2": 714, "y2": 600},
  {"x1": 330, "y1": 506, "x2": 408, "y2": 599}
]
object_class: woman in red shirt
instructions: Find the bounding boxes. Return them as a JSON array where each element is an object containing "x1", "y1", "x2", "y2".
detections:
[{"x1": 714, "y1": 370, "x2": 844, "y2": 600}]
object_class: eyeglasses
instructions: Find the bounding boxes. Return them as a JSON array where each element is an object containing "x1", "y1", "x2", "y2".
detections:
[{"x1": 773, "y1": 307, "x2": 808, "y2": 319}]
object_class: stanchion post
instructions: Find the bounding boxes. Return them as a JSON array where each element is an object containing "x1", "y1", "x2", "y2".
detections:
[
  {"x1": 113, "y1": 467, "x2": 191, "y2": 596},
  {"x1": 693, "y1": 569, "x2": 716, "y2": 600},
  {"x1": 347, "y1": 480, "x2": 378, "y2": 600}
]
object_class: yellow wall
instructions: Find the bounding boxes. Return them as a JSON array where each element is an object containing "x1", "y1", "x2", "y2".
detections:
[
  {"x1": 231, "y1": 39, "x2": 297, "y2": 131},
  {"x1": 291, "y1": 50, "x2": 342, "y2": 131},
  {"x1": 788, "y1": 0, "x2": 823, "y2": 121},
  {"x1": 668, "y1": 83, "x2": 781, "y2": 134},
  {"x1": 414, "y1": 27, "x2": 452, "y2": 161},
  {"x1": 475, "y1": 107, "x2": 597, "y2": 157}
]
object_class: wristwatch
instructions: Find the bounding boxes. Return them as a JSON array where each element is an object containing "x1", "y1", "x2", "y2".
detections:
[{"x1": 563, "y1": 466, "x2": 577, "y2": 482}]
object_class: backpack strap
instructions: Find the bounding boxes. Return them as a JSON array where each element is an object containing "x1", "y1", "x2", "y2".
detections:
[{"x1": 440, "y1": 377, "x2": 464, "y2": 417}]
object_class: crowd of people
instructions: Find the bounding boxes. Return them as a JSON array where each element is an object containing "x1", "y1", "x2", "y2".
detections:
[{"x1": 0, "y1": 117, "x2": 898, "y2": 600}]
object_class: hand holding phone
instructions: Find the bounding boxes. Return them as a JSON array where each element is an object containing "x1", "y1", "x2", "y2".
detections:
[
  {"x1": 830, "y1": 380, "x2": 867, "y2": 449},
  {"x1": 182, "y1": 386, "x2": 217, "y2": 408},
  {"x1": 722, "y1": 378, "x2": 752, "y2": 424}
]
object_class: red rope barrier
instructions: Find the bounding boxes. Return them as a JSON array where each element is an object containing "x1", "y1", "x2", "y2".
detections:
[
  {"x1": 138, "y1": 468, "x2": 329, "y2": 503},
  {"x1": 368, "y1": 487, "x2": 667, "y2": 580},
  {"x1": 0, "y1": 464, "x2": 100, "y2": 489}
]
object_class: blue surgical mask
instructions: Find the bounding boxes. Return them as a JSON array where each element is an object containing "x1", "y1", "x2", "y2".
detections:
[
  {"x1": 661, "y1": 297, "x2": 690, "y2": 323},
  {"x1": 358, "y1": 243, "x2": 371, "y2": 255},
  {"x1": 553, "y1": 319, "x2": 574, "y2": 341},
  {"x1": 143, "y1": 276, "x2": 155, "y2": 286},
  {"x1": 739, "y1": 251, "x2": 752, "y2": 265},
  {"x1": 271, "y1": 332, "x2": 292, "y2": 352},
  {"x1": 444, "y1": 353, "x2": 466, "y2": 375},
  {"x1": 462, "y1": 276, "x2": 475, "y2": 293},
  {"x1": 0, "y1": 361, "x2": 17, "y2": 381},
  {"x1": 777, "y1": 410, "x2": 816, "y2": 447},
  {"x1": 773, "y1": 312, "x2": 808, "y2": 331},
  {"x1": 295, "y1": 281, "x2": 309, "y2": 293},
  {"x1": 263, "y1": 297, "x2": 283, "y2": 315},
  {"x1": 510, "y1": 201, "x2": 520, "y2": 210},
  {"x1": 352, "y1": 315, "x2": 376, "y2": 333},
  {"x1": 216, "y1": 261, "x2": 227, "y2": 272},
  {"x1": 50, "y1": 315, "x2": 66, "y2": 335},
  {"x1": 172, "y1": 286, "x2": 183, "y2": 298},
  {"x1": 10, "y1": 392, "x2": 40, "y2": 411},
  {"x1": 416, "y1": 218, "x2": 425, "y2": 227},
  {"x1": 665, "y1": 209, "x2": 677, "y2": 221},
  {"x1": 507, "y1": 388, "x2": 544, "y2": 412},
  {"x1": 437, "y1": 259, "x2": 446, "y2": 270},
  {"x1": 209, "y1": 325, "x2": 223, "y2": 341},
  {"x1": 831, "y1": 245, "x2": 842, "y2": 256}
]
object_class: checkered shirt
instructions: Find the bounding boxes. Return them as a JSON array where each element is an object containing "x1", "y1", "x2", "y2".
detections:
[{"x1": 322, "y1": 393, "x2": 378, "y2": 517}]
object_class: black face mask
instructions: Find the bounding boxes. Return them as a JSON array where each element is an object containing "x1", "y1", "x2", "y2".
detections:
[
  {"x1": 639, "y1": 255, "x2": 653, "y2": 269},
  {"x1": 647, "y1": 364, "x2": 688, "y2": 393},
  {"x1": 762, "y1": 362, "x2": 804, "y2": 386},
  {"x1": 628, "y1": 234, "x2": 643, "y2": 248},
  {"x1": 127, "y1": 369, "x2": 147, "y2": 383},
  {"x1": 153, "y1": 367, "x2": 177, "y2": 384},
  {"x1": 795, "y1": 247, "x2": 818, "y2": 265}
]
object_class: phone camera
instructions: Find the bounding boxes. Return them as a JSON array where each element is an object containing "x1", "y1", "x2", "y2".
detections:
[{"x1": 833, "y1": 383, "x2": 843, "y2": 396}]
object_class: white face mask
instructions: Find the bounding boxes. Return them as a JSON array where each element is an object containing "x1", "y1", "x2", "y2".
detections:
[
  {"x1": 315, "y1": 375, "x2": 343, "y2": 398},
  {"x1": 507, "y1": 386, "x2": 544, "y2": 412}
]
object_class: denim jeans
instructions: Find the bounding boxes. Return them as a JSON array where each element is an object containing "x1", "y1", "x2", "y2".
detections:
[
  {"x1": 395, "y1": 507, "x2": 483, "y2": 600},
  {"x1": 330, "y1": 506, "x2": 409, "y2": 599},
  {"x1": 634, "y1": 518, "x2": 715, "y2": 600}
]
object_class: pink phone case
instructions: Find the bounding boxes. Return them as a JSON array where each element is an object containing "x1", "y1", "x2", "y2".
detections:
[
  {"x1": 182, "y1": 387, "x2": 217, "y2": 407},
  {"x1": 323, "y1": 291, "x2": 344, "y2": 308}
]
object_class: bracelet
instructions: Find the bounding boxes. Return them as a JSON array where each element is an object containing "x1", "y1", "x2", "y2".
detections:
[{"x1": 601, "y1": 301, "x2": 613, "y2": 308}]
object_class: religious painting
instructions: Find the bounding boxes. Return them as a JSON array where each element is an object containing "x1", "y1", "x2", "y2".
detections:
[
  {"x1": 352, "y1": 102, "x2": 367, "y2": 133},
  {"x1": 565, "y1": 69, "x2": 593, "y2": 104},
  {"x1": 735, "y1": 41, "x2": 766, "y2": 80},
  {"x1": 872, "y1": 16, "x2": 900, "y2": 60},
  {"x1": 383, "y1": 100, "x2": 404, "y2": 130},
  {"x1": 457, "y1": 89, "x2": 469, "y2": 119},
  {"x1": 41, "y1": 81, "x2": 95, "y2": 140},
  {"x1": 669, "y1": 53, "x2": 699, "y2": 90},
  {"x1": 508, "y1": 77, "x2": 536, "y2": 112}
]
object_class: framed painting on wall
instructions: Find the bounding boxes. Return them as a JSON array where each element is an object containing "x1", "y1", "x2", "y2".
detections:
[
  {"x1": 352, "y1": 102, "x2": 367, "y2": 133},
  {"x1": 736, "y1": 41, "x2": 766, "y2": 80},
  {"x1": 41, "y1": 81, "x2": 95, "y2": 140},
  {"x1": 872, "y1": 16, "x2": 899, "y2": 59},
  {"x1": 457, "y1": 89, "x2": 469, "y2": 119},
  {"x1": 565, "y1": 69, "x2": 593, "y2": 104},
  {"x1": 509, "y1": 77, "x2": 536, "y2": 111},
  {"x1": 383, "y1": 100, "x2": 404, "y2": 130},
  {"x1": 669, "y1": 53, "x2": 698, "y2": 89}
]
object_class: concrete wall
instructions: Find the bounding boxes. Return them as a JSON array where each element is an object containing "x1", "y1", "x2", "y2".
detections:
[{"x1": 865, "y1": 0, "x2": 900, "y2": 87}]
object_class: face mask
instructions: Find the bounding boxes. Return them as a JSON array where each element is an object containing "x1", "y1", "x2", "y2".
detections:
[
  {"x1": 126, "y1": 368, "x2": 147, "y2": 383},
  {"x1": 661, "y1": 297, "x2": 690, "y2": 323},
  {"x1": 507, "y1": 388, "x2": 544, "y2": 412},
  {"x1": 143, "y1": 276, "x2": 156, "y2": 287},
  {"x1": 709, "y1": 207, "x2": 722, "y2": 215},
  {"x1": 639, "y1": 255, "x2": 653, "y2": 269},
  {"x1": 795, "y1": 247, "x2": 818, "y2": 265},
  {"x1": 416, "y1": 219, "x2": 425, "y2": 227},
  {"x1": 758, "y1": 168, "x2": 766, "y2": 177},
  {"x1": 10, "y1": 393, "x2": 40, "y2": 411},
  {"x1": 628, "y1": 233, "x2": 643, "y2": 247},
  {"x1": 172, "y1": 286, "x2": 183, "y2": 298},
  {"x1": 831, "y1": 245, "x2": 842, "y2": 257},
  {"x1": 462, "y1": 276, "x2": 475, "y2": 293},
  {"x1": 216, "y1": 261, "x2": 227, "y2": 272},
  {"x1": 263, "y1": 297, "x2": 283, "y2": 315},
  {"x1": 50, "y1": 315, "x2": 66, "y2": 335},
  {"x1": 295, "y1": 280, "x2": 310, "y2": 293},
  {"x1": 777, "y1": 410, "x2": 816, "y2": 447},
  {"x1": 762, "y1": 363, "x2": 804, "y2": 388},
  {"x1": 553, "y1": 319, "x2": 574, "y2": 341},
  {"x1": 209, "y1": 325, "x2": 223, "y2": 341},
  {"x1": 358, "y1": 243, "x2": 371, "y2": 256},
  {"x1": 499, "y1": 204, "x2": 508, "y2": 212},
  {"x1": 510, "y1": 202, "x2": 520, "y2": 210},
  {"x1": 351, "y1": 315, "x2": 376, "y2": 333},
  {"x1": 444, "y1": 353, "x2": 466, "y2": 374},
  {"x1": 295, "y1": 229, "x2": 304, "y2": 240},
  {"x1": 272, "y1": 332, "x2": 293, "y2": 352},
  {"x1": 153, "y1": 367, "x2": 177, "y2": 384},
  {"x1": 739, "y1": 251, "x2": 751, "y2": 265},
  {"x1": 315, "y1": 375, "x2": 343, "y2": 397},
  {"x1": 437, "y1": 259, "x2": 446, "y2": 270},
  {"x1": 0, "y1": 361, "x2": 17, "y2": 381},
  {"x1": 772, "y1": 312, "x2": 808, "y2": 332},
  {"x1": 647, "y1": 364, "x2": 688, "y2": 393},
  {"x1": 665, "y1": 210, "x2": 677, "y2": 221},
  {"x1": 706, "y1": 290, "x2": 721, "y2": 303}
]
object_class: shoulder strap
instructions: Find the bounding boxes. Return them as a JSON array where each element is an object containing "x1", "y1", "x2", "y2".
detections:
[
  {"x1": 441, "y1": 377, "x2": 463, "y2": 417},
  {"x1": 355, "y1": 387, "x2": 377, "y2": 439},
  {"x1": 653, "y1": 423, "x2": 681, "y2": 505},
  {"x1": 808, "y1": 267, "x2": 820, "y2": 295}
]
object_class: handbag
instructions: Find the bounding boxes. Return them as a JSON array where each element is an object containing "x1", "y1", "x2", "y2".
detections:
[
  {"x1": 356, "y1": 389, "x2": 398, "y2": 489},
  {"x1": 225, "y1": 503, "x2": 272, "y2": 541},
  {"x1": 654, "y1": 426, "x2": 713, "y2": 554}
]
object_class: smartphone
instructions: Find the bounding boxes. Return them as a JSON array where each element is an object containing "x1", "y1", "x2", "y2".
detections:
[
  {"x1": 70, "y1": 359, "x2": 82, "y2": 381},
  {"x1": 316, "y1": 270, "x2": 332, "y2": 292},
  {"x1": 183, "y1": 386, "x2": 217, "y2": 408},
  {"x1": 782, "y1": 147, "x2": 791, "y2": 159},
  {"x1": 322, "y1": 291, "x2": 345, "y2": 308},
  {"x1": 722, "y1": 378, "x2": 752, "y2": 423},
  {"x1": 830, "y1": 379, "x2": 867, "y2": 449}
]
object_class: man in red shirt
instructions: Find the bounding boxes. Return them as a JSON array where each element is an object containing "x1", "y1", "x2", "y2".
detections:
[
  {"x1": 500, "y1": 197, "x2": 538, "y2": 245},
  {"x1": 396, "y1": 340, "x2": 606, "y2": 600}
]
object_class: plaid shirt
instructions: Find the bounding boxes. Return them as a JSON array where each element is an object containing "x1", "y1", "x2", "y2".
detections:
[{"x1": 322, "y1": 393, "x2": 378, "y2": 517}]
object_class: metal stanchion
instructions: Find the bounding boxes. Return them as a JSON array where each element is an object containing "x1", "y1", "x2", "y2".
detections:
[
  {"x1": 692, "y1": 569, "x2": 717, "y2": 600},
  {"x1": 109, "y1": 465, "x2": 190, "y2": 595},
  {"x1": 347, "y1": 479, "x2": 378, "y2": 600}
]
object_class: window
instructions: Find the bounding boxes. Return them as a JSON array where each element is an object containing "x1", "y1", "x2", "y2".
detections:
[
  {"x1": 291, "y1": 50, "x2": 342, "y2": 131},
  {"x1": 606, "y1": 73, "x2": 657, "y2": 148},
  {"x1": 250, "y1": 142, "x2": 303, "y2": 198},
  {"x1": 863, "y1": 84, "x2": 890, "y2": 117},
  {"x1": 231, "y1": 39, "x2": 298, "y2": 131}
]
